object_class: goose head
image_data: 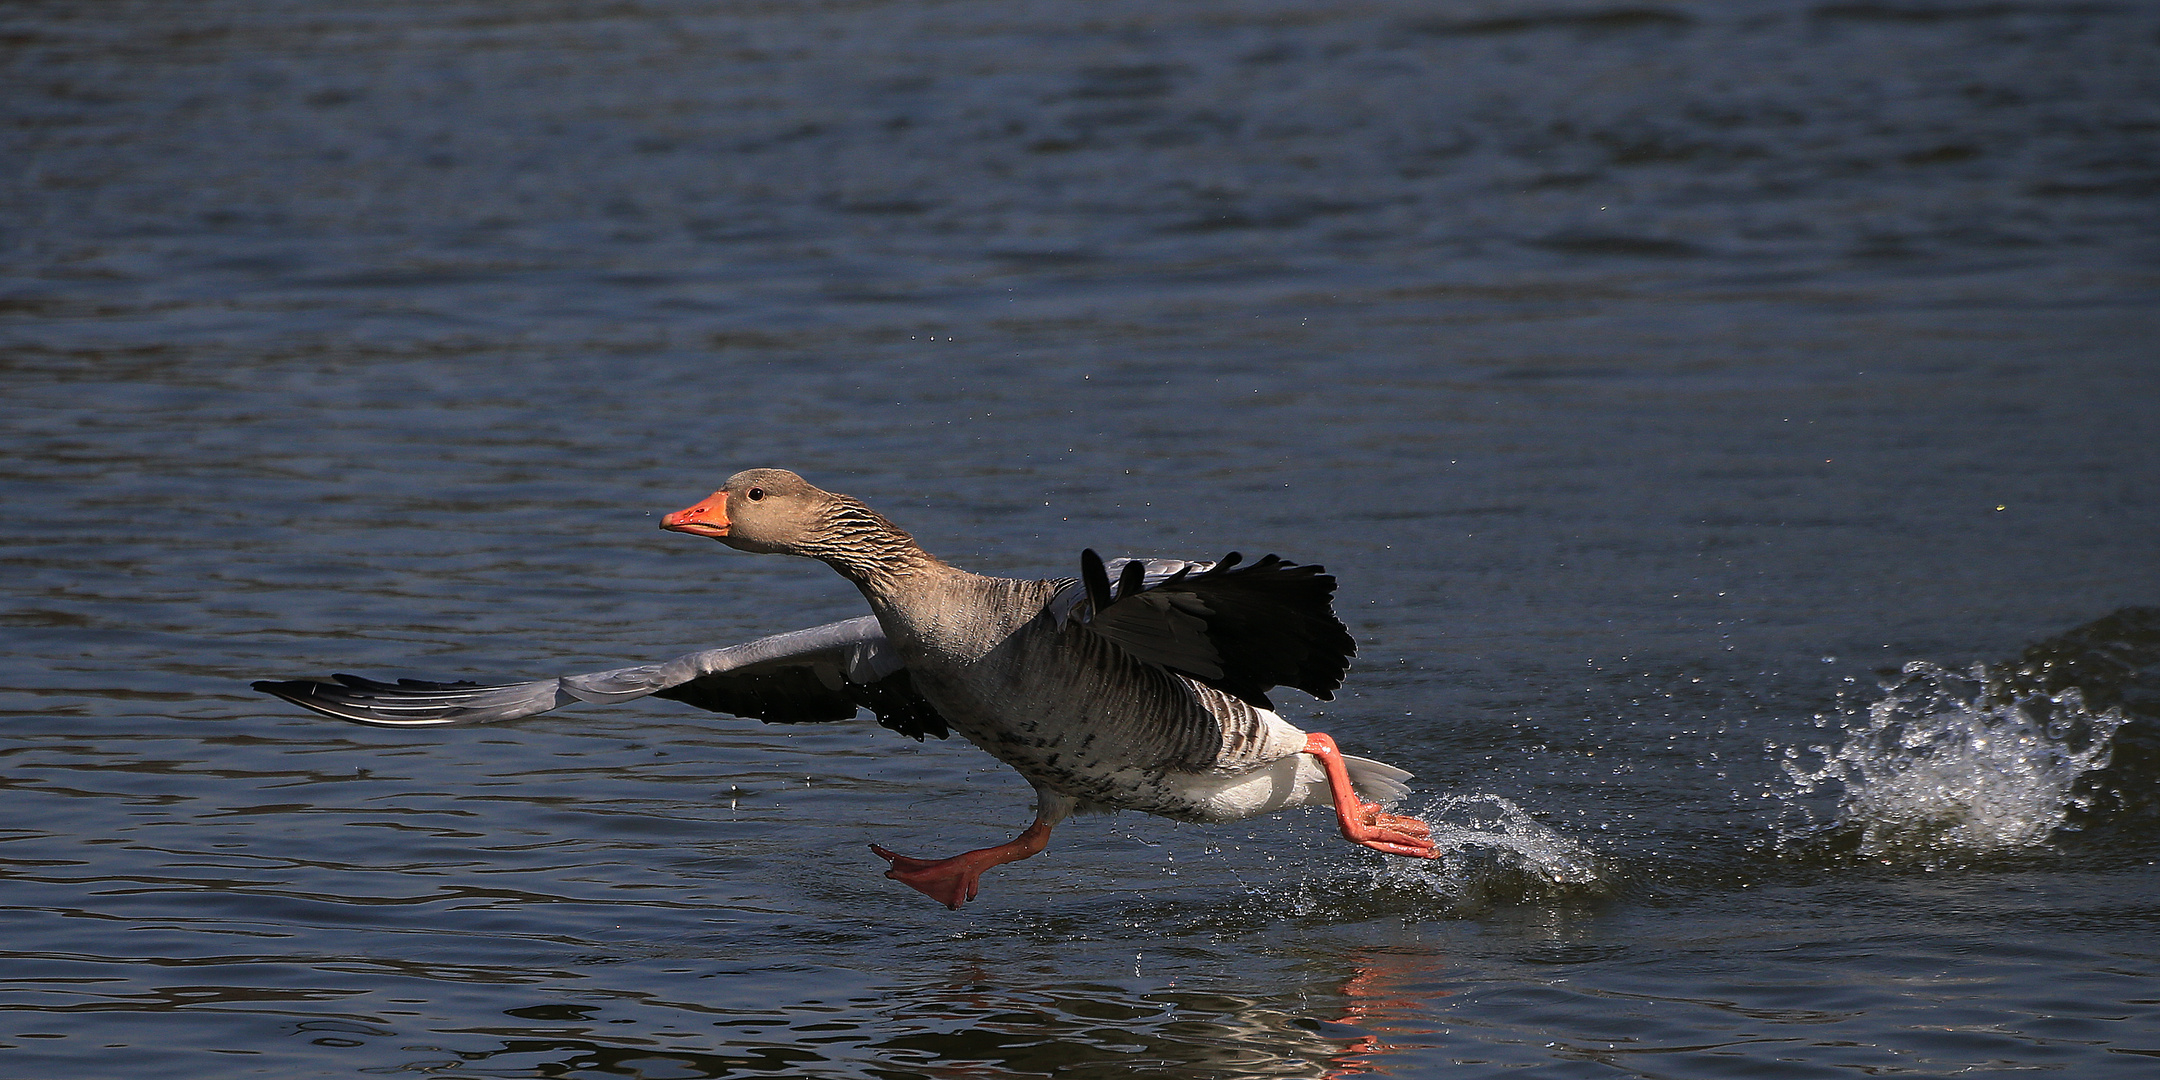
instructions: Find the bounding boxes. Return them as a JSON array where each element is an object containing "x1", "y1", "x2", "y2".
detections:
[
  {"x1": 661, "y1": 469, "x2": 927, "y2": 584},
  {"x1": 661, "y1": 468, "x2": 833, "y2": 555}
]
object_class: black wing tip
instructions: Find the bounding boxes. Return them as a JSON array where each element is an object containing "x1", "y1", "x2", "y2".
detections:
[
  {"x1": 1198, "y1": 551, "x2": 1334, "y2": 584},
  {"x1": 653, "y1": 664, "x2": 954, "y2": 742},
  {"x1": 253, "y1": 676, "x2": 332, "y2": 700},
  {"x1": 863, "y1": 671, "x2": 951, "y2": 742},
  {"x1": 1189, "y1": 551, "x2": 1356, "y2": 702},
  {"x1": 251, "y1": 676, "x2": 371, "y2": 723},
  {"x1": 1073, "y1": 547, "x2": 1356, "y2": 704},
  {"x1": 1080, "y1": 548, "x2": 1114, "y2": 614},
  {"x1": 320, "y1": 672, "x2": 490, "y2": 692},
  {"x1": 252, "y1": 672, "x2": 504, "y2": 725},
  {"x1": 1115, "y1": 557, "x2": 1147, "y2": 602}
]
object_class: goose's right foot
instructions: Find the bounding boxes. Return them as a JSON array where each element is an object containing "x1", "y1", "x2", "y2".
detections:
[{"x1": 1304, "y1": 732, "x2": 1440, "y2": 859}]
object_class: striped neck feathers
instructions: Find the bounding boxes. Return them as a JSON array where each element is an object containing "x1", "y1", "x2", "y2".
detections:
[{"x1": 801, "y1": 496, "x2": 944, "y2": 585}]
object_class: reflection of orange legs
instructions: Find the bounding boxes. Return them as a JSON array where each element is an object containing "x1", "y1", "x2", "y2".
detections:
[
  {"x1": 1305, "y1": 733, "x2": 1439, "y2": 858},
  {"x1": 871, "y1": 816, "x2": 1056, "y2": 910},
  {"x1": 1325, "y1": 947, "x2": 1451, "y2": 1078}
]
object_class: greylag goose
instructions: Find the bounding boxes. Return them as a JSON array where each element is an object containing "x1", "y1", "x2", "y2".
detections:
[{"x1": 255, "y1": 469, "x2": 1437, "y2": 908}]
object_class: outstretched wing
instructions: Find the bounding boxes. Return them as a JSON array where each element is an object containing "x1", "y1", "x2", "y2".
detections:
[
  {"x1": 251, "y1": 616, "x2": 949, "y2": 740},
  {"x1": 1052, "y1": 550, "x2": 1356, "y2": 710}
]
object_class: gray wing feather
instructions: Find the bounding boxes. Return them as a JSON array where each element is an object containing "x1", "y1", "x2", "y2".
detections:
[
  {"x1": 1047, "y1": 557, "x2": 1215, "y2": 627},
  {"x1": 565, "y1": 617, "x2": 904, "y2": 702},
  {"x1": 253, "y1": 616, "x2": 901, "y2": 728}
]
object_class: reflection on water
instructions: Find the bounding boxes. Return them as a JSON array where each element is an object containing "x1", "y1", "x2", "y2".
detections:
[
  {"x1": 1321, "y1": 947, "x2": 1451, "y2": 1079},
  {"x1": 366, "y1": 960, "x2": 1420, "y2": 1079}
]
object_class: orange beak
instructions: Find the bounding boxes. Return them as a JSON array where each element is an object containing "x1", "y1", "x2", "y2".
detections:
[{"x1": 661, "y1": 490, "x2": 730, "y2": 539}]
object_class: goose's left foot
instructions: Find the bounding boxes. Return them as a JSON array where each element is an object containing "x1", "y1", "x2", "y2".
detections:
[
  {"x1": 1304, "y1": 732, "x2": 1440, "y2": 858},
  {"x1": 870, "y1": 816, "x2": 1056, "y2": 909}
]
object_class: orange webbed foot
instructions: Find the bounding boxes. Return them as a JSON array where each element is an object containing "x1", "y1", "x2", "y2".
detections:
[
  {"x1": 870, "y1": 844, "x2": 984, "y2": 910},
  {"x1": 868, "y1": 815, "x2": 1057, "y2": 910},
  {"x1": 1343, "y1": 801, "x2": 1440, "y2": 859},
  {"x1": 1305, "y1": 732, "x2": 1442, "y2": 859}
]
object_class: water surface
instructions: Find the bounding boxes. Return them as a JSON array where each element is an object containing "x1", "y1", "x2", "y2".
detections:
[{"x1": 5, "y1": 1, "x2": 2160, "y2": 1076}]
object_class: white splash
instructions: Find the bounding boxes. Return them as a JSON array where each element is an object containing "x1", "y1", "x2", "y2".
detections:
[
  {"x1": 1411, "y1": 793, "x2": 1605, "y2": 887},
  {"x1": 1328, "y1": 793, "x2": 1609, "y2": 915},
  {"x1": 1777, "y1": 660, "x2": 2126, "y2": 860}
]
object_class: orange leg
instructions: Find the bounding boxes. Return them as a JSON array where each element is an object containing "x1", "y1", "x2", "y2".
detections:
[
  {"x1": 1305, "y1": 733, "x2": 1439, "y2": 858},
  {"x1": 870, "y1": 816, "x2": 1056, "y2": 910}
]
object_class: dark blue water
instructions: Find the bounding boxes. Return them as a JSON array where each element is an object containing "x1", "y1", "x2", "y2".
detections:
[{"x1": 6, "y1": 1, "x2": 2160, "y2": 1076}]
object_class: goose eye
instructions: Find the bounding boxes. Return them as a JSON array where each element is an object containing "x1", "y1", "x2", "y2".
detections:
[{"x1": 746, "y1": 487, "x2": 765, "y2": 501}]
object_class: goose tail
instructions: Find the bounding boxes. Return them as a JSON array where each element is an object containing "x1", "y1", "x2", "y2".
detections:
[{"x1": 1342, "y1": 753, "x2": 1413, "y2": 806}]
